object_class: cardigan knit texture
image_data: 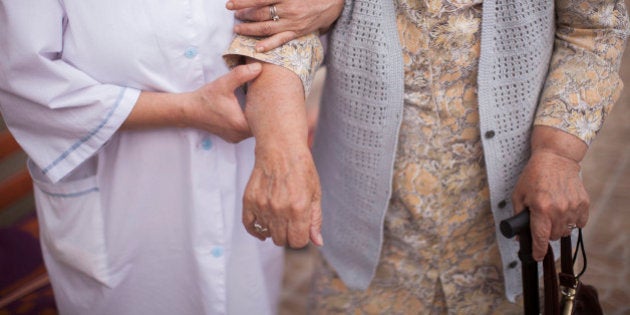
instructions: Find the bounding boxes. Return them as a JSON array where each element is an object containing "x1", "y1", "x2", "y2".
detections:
[{"x1": 312, "y1": 0, "x2": 557, "y2": 301}]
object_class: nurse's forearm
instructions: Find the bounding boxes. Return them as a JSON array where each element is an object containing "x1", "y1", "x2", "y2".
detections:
[
  {"x1": 123, "y1": 88, "x2": 252, "y2": 143},
  {"x1": 123, "y1": 91, "x2": 189, "y2": 129},
  {"x1": 121, "y1": 63, "x2": 262, "y2": 142}
]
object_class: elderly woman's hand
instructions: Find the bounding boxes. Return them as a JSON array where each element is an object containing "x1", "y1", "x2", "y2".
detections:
[
  {"x1": 226, "y1": 0, "x2": 343, "y2": 52},
  {"x1": 511, "y1": 126, "x2": 590, "y2": 261},
  {"x1": 242, "y1": 143, "x2": 323, "y2": 248}
]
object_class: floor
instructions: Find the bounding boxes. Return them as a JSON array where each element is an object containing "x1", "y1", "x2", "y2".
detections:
[{"x1": 279, "y1": 31, "x2": 630, "y2": 315}]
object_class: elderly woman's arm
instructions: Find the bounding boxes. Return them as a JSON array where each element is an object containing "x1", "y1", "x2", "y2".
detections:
[
  {"x1": 242, "y1": 61, "x2": 323, "y2": 248},
  {"x1": 512, "y1": 0, "x2": 630, "y2": 261},
  {"x1": 223, "y1": 33, "x2": 325, "y2": 247}
]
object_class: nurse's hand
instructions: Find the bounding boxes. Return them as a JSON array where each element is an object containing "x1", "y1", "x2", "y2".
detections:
[
  {"x1": 185, "y1": 63, "x2": 262, "y2": 143},
  {"x1": 126, "y1": 63, "x2": 261, "y2": 143},
  {"x1": 226, "y1": 0, "x2": 343, "y2": 52},
  {"x1": 242, "y1": 143, "x2": 323, "y2": 248},
  {"x1": 511, "y1": 126, "x2": 589, "y2": 261}
]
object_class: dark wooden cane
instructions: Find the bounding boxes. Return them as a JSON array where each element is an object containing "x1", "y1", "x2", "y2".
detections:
[{"x1": 500, "y1": 210, "x2": 539, "y2": 315}]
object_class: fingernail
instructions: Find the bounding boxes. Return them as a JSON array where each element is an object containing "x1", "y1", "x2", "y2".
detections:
[
  {"x1": 248, "y1": 62, "x2": 262, "y2": 72},
  {"x1": 226, "y1": 1, "x2": 234, "y2": 9},
  {"x1": 255, "y1": 46, "x2": 264, "y2": 53},
  {"x1": 314, "y1": 233, "x2": 324, "y2": 247}
]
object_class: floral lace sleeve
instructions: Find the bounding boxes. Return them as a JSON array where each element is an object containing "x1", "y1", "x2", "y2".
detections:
[
  {"x1": 223, "y1": 33, "x2": 324, "y2": 97},
  {"x1": 534, "y1": 0, "x2": 630, "y2": 145}
]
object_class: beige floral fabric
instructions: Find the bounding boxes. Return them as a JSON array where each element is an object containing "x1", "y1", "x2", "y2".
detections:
[
  {"x1": 308, "y1": 0, "x2": 627, "y2": 314},
  {"x1": 223, "y1": 33, "x2": 324, "y2": 97},
  {"x1": 535, "y1": 0, "x2": 628, "y2": 144},
  {"x1": 309, "y1": 1, "x2": 518, "y2": 313}
]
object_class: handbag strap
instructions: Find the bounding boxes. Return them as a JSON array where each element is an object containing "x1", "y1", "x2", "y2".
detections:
[
  {"x1": 543, "y1": 232, "x2": 583, "y2": 315},
  {"x1": 559, "y1": 230, "x2": 588, "y2": 286},
  {"x1": 543, "y1": 244, "x2": 560, "y2": 315},
  {"x1": 547, "y1": 229, "x2": 593, "y2": 315},
  {"x1": 561, "y1": 236, "x2": 573, "y2": 274}
]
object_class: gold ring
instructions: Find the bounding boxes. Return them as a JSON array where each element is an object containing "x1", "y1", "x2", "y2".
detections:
[{"x1": 269, "y1": 5, "x2": 280, "y2": 21}]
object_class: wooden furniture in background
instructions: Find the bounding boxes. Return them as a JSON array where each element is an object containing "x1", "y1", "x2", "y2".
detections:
[
  {"x1": 0, "y1": 131, "x2": 33, "y2": 210},
  {"x1": 0, "y1": 128, "x2": 51, "y2": 309}
]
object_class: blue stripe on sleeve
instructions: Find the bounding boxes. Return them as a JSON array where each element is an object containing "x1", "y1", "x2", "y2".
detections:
[{"x1": 42, "y1": 87, "x2": 127, "y2": 175}]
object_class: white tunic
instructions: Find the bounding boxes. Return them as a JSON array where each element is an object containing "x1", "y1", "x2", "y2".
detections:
[{"x1": 0, "y1": 1, "x2": 284, "y2": 314}]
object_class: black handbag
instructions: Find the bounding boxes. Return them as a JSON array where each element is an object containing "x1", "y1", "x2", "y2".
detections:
[{"x1": 543, "y1": 229, "x2": 603, "y2": 315}]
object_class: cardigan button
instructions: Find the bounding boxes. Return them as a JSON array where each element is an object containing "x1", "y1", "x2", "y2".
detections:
[
  {"x1": 484, "y1": 130, "x2": 496, "y2": 139},
  {"x1": 508, "y1": 261, "x2": 518, "y2": 269},
  {"x1": 498, "y1": 200, "x2": 507, "y2": 209}
]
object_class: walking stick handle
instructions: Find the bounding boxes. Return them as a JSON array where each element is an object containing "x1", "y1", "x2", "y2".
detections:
[
  {"x1": 500, "y1": 209, "x2": 530, "y2": 238},
  {"x1": 500, "y1": 209, "x2": 540, "y2": 315}
]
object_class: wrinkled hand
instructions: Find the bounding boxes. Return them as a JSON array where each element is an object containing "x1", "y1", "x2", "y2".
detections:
[
  {"x1": 226, "y1": 0, "x2": 343, "y2": 52},
  {"x1": 184, "y1": 63, "x2": 262, "y2": 143},
  {"x1": 511, "y1": 149, "x2": 589, "y2": 261},
  {"x1": 242, "y1": 143, "x2": 323, "y2": 248}
]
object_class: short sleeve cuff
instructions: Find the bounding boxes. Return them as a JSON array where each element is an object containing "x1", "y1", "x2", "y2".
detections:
[
  {"x1": 42, "y1": 86, "x2": 140, "y2": 183},
  {"x1": 223, "y1": 33, "x2": 324, "y2": 97}
]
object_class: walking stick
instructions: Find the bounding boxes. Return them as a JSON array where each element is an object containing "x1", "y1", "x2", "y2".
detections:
[{"x1": 500, "y1": 210, "x2": 539, "y2": 315}]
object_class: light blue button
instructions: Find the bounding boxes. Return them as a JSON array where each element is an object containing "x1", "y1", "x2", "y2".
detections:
[
  {"x1": 184, "y1": 46, "x2": 198, "y2": 59},
  {"x1": 211, "y1": 246, "x2": 224, "y2": 258},
  {"x1": 201, "y1": 137, "x2": 213, "y2": 150}
]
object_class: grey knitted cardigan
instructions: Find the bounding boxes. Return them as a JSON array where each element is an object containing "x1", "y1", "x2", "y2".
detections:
[{"x1": 312, "y1": 0, "x2": 556, "y2": 301}]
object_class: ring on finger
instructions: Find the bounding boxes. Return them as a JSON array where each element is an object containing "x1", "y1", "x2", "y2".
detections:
[
  {"x1": 269, "y1": 5, "x2": 280, "y2": 21},
  {"x1": 567, "y1": 223, "x2": 577, "y2": 231},
  {"x1": 254, "y1": 222, "x2": 269, "y2": 234}
]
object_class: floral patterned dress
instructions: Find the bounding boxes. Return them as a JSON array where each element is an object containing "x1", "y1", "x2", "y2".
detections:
[
  {"x1": 308, "y1": 1, "x2": 519, "y2": 313},
  {"x1": 224, "y1": 0, "x2": 627, "y2": 313},
  {"x1": 305, "y1": 0, "x2": 627, "y2": 314}
]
